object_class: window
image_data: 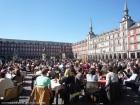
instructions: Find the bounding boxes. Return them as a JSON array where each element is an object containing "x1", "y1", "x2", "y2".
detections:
[
  {"x1": 136, "y1": 28, "x2": 140, "y2": 34},
  {"x1": 129, "y1": 37, "x2": 134, "y2": 43},
  {"x1": 136, "y1": 35, "x2": 140, "y2": 42},
  {"x1": 130, "y1": 30, "x2": 134, "y2": 36},
  {"x1": 137, "y1": 43, "x2": 140, "y2": 49},
  {"x1": 114, "y1": 33, "x2": 118, "y2": 38},
  {"x1": 130, "y1": 45, "x2": 134, "y2": 50},
  {"x1": 110, "y1": 40, "x2": 113, "y2": 46},
  {"x1": 115, "y1": 40, "x2": 118, "y2": 45}
]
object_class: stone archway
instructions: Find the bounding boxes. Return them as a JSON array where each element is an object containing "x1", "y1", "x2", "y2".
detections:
[
  {"x1": 137, "y1": 52, "x2": 140, "y2": 58},
  {"x1": 118, "y1": 53, "x2": 121, "y2": 59},
  {"x1": 110, "y1": 54, "x2": 112, "y2": 59},
  {"x1": 114, "y1": 54, "x2": 116, "y2": 59},
  {"x1": 98, "y1": 55, "x2": 100, "y2": 60},
  {"x1": 131, "y1": 53, "x2": 135, "y2": 59},
  {"x1": 106, "y1": 54, "x2": 108, "y2": 59},
  {"x1": 124, "y1": 53, "x2": 127, "y2": 59},
  {"x1": 100, "y1": 54, "x2": 102, "y2": 60},
  {"x1": 102, "y1": 55, "x2": 104, "y2": 60}
]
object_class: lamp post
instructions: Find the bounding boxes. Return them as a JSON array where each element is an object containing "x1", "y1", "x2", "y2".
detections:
[
  {"x1": 102, "y1": 50, "x2": 105, "y2": 60},
  {"x1": 42, "y1": 48, "x2": 46, "y2": 61},
  {"x1": 94, "y1": 43, "x2": 97, "y2": 61},
  {"x1": 127, "y1": 50, "x2": 129, "y2": 59},
  {"x1": 13, "y1": 48, "x2": 18, "y2": 62}
]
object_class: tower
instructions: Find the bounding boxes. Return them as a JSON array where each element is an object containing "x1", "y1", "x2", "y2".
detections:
[
  {"x1": 120, "y1": 0, "x2": 134, "y2": 30},
  {"x1": 119, "y1": 0, "x2": 135, "y2": 58},
  {"x1": 87, "y1": 18, "x2": 95, "y2": 40},
  {"x1": 87, "y1": 18, "x2": 95, "y2": 61}
]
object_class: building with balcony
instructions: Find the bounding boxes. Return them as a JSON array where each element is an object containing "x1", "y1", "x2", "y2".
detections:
[{"x1": 72, "y1": 1, "x2": 140, "y2": 62}]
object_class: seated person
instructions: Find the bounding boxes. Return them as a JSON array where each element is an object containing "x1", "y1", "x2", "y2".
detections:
[
  {"x1": 34, "y1": 68, "x2": 52, "y2": 105},
  {"x1": 86, "y1": 68, "x2": 98, "y2": 103},
  {"x1": 48, "y1": 68, "x2": 56, "y2": 79},
  {"x1": 124, "y1": 67, "x2": 139, "y2": 91},
  {"x1": 35, "y1": 68, "x2": 42, "y2": 76},
  {"x1": 118, "y1": 70, "x2": 127, "y2": 84},
  {"x1": 5, "y1": 66, "x2": 14, "y2": 79},
  {"x1": 86, "y1": 68, "x2": 98, "y2": 93},
  {"x1": 35, "y1": 68, "x2": 51, "y2": 89},
  {"x1": 59, "y1": 70, "x2": 82, "y2": 105},
  {"x1": 106, "y1": 66, "x2": 118, "y2": 86},
  {"x1": 0, "y1": 69, "x2": 14, "y2": 98},
  {"x1": 12, "y1": 69, "x2": 23, "y2": 85},
  {"x1": 124, "y1": 67, "x2": 138, "y2": 85},
  {"x1": 86, "y1": 68, "x2": 98, "y2": 82},
  {"x1": 105, "y1": 66, "x2": 120, "y2": 104},
  {"x1": 50, "y1": 74, "x2": 61, "y2": 105},
  {"x1": 51, "y1": 74, "x2": 60, "y2": 91}
]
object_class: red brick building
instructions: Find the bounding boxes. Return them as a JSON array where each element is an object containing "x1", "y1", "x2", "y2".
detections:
[{"x1": 0, "y1": 38, "x2": 73, "y2": 60}]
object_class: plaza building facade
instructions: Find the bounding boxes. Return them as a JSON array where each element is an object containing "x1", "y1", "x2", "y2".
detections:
[
  {"x1": 72, "y1": 2, "x2": 140, "y2": 62},
  {"x1": 72, "y1": 39, "x2": 87, "y2": 63},
  {"x1": 0, "y1": 38, "x2": 72, "y2": 60}
]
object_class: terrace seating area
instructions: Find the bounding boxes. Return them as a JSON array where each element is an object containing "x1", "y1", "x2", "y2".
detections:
[{"x1": 0, "y1": 58, "x2": 140, "y2": 105}]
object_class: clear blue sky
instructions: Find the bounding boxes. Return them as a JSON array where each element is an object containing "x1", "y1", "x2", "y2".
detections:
[{"x1": 0, "y1": 0, "x2": 140, "y2": 43}]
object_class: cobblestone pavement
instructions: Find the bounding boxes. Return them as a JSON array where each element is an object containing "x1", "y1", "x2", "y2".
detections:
[{"x1": 18, "y1": 72, "x2": 32, "y2": 105}]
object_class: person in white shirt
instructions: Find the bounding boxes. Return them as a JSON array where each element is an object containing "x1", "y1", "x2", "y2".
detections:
[
  {"x1": 105, "y1": 66, "x2": 120, "y2": 103},
  {"x1": 86, "y1": 68, "x2": 98, "y2": 93},
  {"x1": 124, "y1": 67, "x2": 138, "y2": 85},
  {"x1": 86, "y1": 69, "x2": 98, "y2": 82},
  {"x1": 86, "y1": 68, "x2": 98, "y2": 103},
  {"x1": 106, "y1": 66, "x2": 118, "y2": 86}
]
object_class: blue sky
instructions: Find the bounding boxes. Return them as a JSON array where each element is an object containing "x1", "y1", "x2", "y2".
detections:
[{"x1": 0, "y1": 0, "x2": 140, "y2": 43}]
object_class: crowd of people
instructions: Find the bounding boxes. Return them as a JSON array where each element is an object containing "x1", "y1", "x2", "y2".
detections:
[{"x1": 0, "y1": 58, "x2": 140, "y2": 105}]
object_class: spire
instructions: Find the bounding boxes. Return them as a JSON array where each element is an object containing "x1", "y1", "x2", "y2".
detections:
[
  {"x1": 87, "y1": 17, "x2": 95, "y2": 39},
  {"x1": 120, "y1": 0, "x2": 134, "y2": 29},
  {"x1": 124, "y1": 0, "x2": 129, "y2": 17},
  {"x1": 90, "y1": 18, "x2": 93, "y2": 33}
]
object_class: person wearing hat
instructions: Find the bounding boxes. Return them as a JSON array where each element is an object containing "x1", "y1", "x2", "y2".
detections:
[{"x1": 0, "y1": 69, "x2": 14, "y2": 97}]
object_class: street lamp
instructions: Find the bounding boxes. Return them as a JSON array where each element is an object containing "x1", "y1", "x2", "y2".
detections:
[
  {"x1": 13, "y1": 48, "x2": 18, "y2": 61},
  {"x1": 42, "y1": 47, "x2": 46, "y2": 61},
  {"x1": 127, "y1": 50, "x2": 129, "y2": 59},
  {"x1": 94, "y1": 43, "x2": 97, "y2": 61},
  {"x1": 102, "y1": 50, "x2": 105, "y2": 60}
]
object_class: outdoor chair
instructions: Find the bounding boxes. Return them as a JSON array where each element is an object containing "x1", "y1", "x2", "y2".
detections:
[{"x1": 0, "y1": 86, "x2": 19, "y2": 102}]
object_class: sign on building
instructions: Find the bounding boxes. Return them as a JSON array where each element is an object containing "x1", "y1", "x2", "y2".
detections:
[
  {"x1": 42, "y1": 53, "x2": 46, "y2": 61},
  {"x1": 62, "y1": 53, "x2": 66, "y2": 59}
]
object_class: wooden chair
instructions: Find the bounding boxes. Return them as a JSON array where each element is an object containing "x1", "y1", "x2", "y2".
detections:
[
  {"x1": 86, "y1": 82, "x2": 100, "y2": 104},
  {"x1": 86, "y1": 82, "x2": 99, "y2": 93},
  {"x1": 106, "y1": 82, "x2": 120, "y2": 105},
  {"x1": 17, "y1": 82, "x2": 23, "y2": 96},
  {"x1": 28, "y1": 86, "x2": 52, "y2": 105},
  {"x1": 2, "y1": 86, "x2": 18, "y2": 101}
]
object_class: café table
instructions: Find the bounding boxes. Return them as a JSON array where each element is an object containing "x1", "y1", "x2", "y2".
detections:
[{"x1": 98, "y1": 80, "x2": 106, "y2": 87}]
